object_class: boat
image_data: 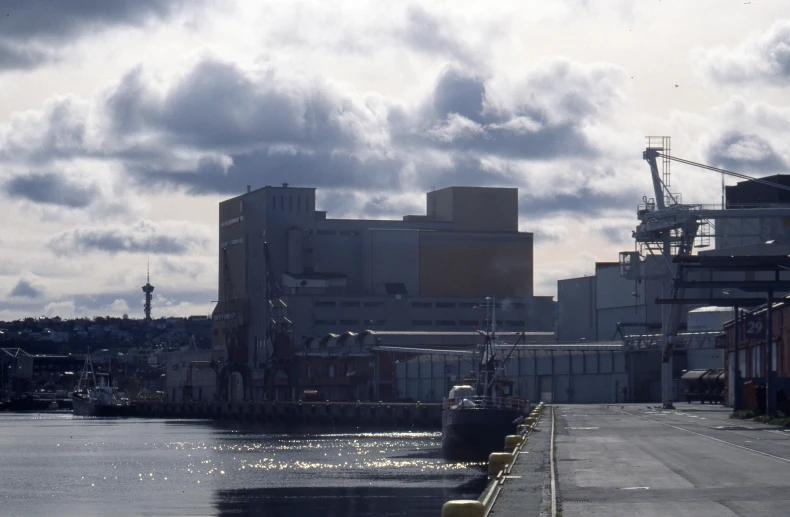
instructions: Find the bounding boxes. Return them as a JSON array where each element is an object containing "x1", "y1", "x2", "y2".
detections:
[
  {"x1": 71, "y1": 353, "x2": 136, "y2": 417},
  {"x1": 441, "y1": 297, "x2": 530, "y2": 460}
]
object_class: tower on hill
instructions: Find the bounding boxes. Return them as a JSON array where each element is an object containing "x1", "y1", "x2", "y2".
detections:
[{"x1": 142, "y1": 261, "x2": 154, "y2": 322}]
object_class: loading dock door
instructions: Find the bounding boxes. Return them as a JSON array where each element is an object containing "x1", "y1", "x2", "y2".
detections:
[{"x1": 539, "y1": 375, "x2": 553, "y2": 403}]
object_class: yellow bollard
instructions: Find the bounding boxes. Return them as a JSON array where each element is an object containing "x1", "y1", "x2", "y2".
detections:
[
  {"x1": 524, "y1": 417, "x2": 537, "y2": 426},
  {"x1": 441, "y1": 500, "x2": 485, "y2": 517},
  {"x1": 504, "y1": 434, "x2": 524, "y2": 452},
  {"x1": 517, "y1": 424, "x2": 529, "y2": 434},
  {"x1": 488, "y1": 452, "x2": 515, "y2": 478}
]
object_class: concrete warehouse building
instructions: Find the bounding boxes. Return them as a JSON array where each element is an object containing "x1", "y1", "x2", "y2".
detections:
[{"x1": 212, "y1": 185, "x2": 554, "y2": 376}]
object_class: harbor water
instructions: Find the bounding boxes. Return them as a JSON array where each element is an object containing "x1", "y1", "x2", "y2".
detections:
[{"x1": 0, "y1": 413, "x2": 486, "y2": 517}]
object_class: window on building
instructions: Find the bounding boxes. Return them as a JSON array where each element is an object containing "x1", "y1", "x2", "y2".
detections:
[
  {"x1": 339, "y1": 319, "x2": 359, "y2": 326},
  {"x1": 289, "y1": 196, "x2": 293, "y2": 211},
  {"x1": 315, "y1": 301, "x2": 336, "y2": 307},
  {"x1": 316, "y1": 229, "x2": 336, "y2": 235},
  {"x1": 459, "y1": 302, "x2": 477, "y2": 309},
  {"x1": 272, "y1": 195, "x2": 276, "y2": 209},
  {"x1": 328, "y1": 364, "x2": 335, "y2": 377},
  {"x1": 412, "y1": 302, "x2": 432, "y2": 308},
  {"x1": 364, "y1": 319, "x2": 385, "y2": 326},
  {"x1": 314, "y1": 319, "x2": 337, "y2": 326},
  {"x1": 280, "y1": 195, "x2": 284, "y2": 210},
  {"x1": 345, "y1": 362, "x2": 353, "y2": 375},
  {"x1": 412, "y1": 320, "x2": 432, "y2": 326},
  {"x1": 435, "y1": 320, "x2": 456, "y2": 326},
  {"x1": 298, "y1": 196, "x2": 301, "y2": 211},
  {"x1": 512, "y1": 302, "x2": 526, "y2": 309},
  {"x1": 435, "y1": 302, "x2": 455, "y2": 308},
  {"x1": 198, "y1": 387, "x2": 202, "y2": 401},
  {"x1": 363, "y1": 301, "x2": 384, "y2": 308},
  {"x1": 506, "y1": 321, "x2": 526, "y2": 327},
  {"x1": 339, "y1": 301, "x2": 360, "y2": 307},
  {"x1": 339, "y1": 230, "x2": 358, "y2": 236},
  {"x1": 459, "y1": 320, "x2": 479, "y2": 327}
]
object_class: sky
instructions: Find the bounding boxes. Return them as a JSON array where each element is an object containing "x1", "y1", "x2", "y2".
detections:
[{"x1": 1, "y1": 0, "x2": 790, "y2": 321}]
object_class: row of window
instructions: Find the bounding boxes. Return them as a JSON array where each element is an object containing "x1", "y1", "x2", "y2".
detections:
[
  {"x1": 313, "y1": 319, "x2": 525, "y2": 327},
  {"x1": 313, "y1": 300, "x2": 528, "y2": 309},
  {"x1": 314, "y1": 319, "x2": 386, "y2": 326},
  {"x1": 315, "y1": 301, "x2": 385, "y2": 308},
  {"x1": 220, "y1": 215, "x2": 244, "y2": 228},
  {"x1": 220, "y1": 237, "x2": 243, "y2": 248},
  {"x1": 271, "y1": 194, "x2": 311, "y2": 212},
  {"x1": 315, "y1": 229, "x2": 360, "y2": 236}
]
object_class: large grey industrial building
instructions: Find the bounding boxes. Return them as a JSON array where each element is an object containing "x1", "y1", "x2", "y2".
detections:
[{"x1": 212, "y1": 185, "x2": 554, "y2": 377}]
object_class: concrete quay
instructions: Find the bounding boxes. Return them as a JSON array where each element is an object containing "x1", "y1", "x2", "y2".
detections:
[
  {"x1": 133, "y1": 400, "x2": 442, "y2": 427},
  {"x1": 475, "y1": 403, "x2": 790, "y2": 517},
  {"x1": 552, "y1": 404, "x2": 790, "y2": 517}
]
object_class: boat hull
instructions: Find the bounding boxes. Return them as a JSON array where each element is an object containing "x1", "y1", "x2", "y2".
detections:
[
  {"x1": 442, "y1": 407, "x2": 524, "y2": 461},
  {"x1": 72, "y1": 395, "x2": 136, "y2": 417}
]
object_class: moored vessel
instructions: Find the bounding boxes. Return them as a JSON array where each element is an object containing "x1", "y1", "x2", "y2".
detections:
[
  {"x1": 72, "y1": 352, "x2": 135, "y2": 417},
  {"x1": 441, "y1": 297, "x2": 529, "y2": 460}
]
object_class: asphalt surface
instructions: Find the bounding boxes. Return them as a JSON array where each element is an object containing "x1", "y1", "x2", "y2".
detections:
[
  {"x1": 554, "y1": 403, "x2": 790, "y2": 517},
  {"x1": 488, "y1": 412, "x2": 552, "y2": 517}
]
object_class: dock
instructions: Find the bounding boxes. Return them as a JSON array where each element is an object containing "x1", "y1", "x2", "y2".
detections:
[
  {"x1": 461, "y1": 404, "x2": 790, "y2": 517},
  {"x1": 133, "y1": 400, "x2": 442, "y2": 427}
]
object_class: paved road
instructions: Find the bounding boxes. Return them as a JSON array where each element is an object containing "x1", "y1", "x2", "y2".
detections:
[
  {"x1": 488, "y1": 415, "x2": 552, "y2": 517},
  {"x1": 555, "y1": 404, "x2": 790, "y2": 517}
]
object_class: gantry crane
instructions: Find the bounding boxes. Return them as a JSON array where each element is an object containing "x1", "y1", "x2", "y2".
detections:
[{"x1": 622, "y1": 136, "x2": 790, "y2": 409}]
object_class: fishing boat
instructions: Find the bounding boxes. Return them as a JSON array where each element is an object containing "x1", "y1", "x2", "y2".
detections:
[
  {"x1": 441, "y1": 297, "x2": 529, "y2": 460},
  {"x1": 72, "y1": 352, "x2": 136, "y2": 417}
]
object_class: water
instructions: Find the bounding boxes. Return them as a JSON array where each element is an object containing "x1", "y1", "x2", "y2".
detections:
[{"x1": 0, "y1": 413, "x2": 486, "y2": 517}]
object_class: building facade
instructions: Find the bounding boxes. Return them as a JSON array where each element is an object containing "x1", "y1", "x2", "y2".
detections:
[{"x1": 212, "y1": 185, "x2": 554, "y2": 397}]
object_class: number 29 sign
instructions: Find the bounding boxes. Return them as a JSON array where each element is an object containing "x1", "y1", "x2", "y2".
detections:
[{"x1": 743, "y1": 313, "x2": 766, "y2": 338}]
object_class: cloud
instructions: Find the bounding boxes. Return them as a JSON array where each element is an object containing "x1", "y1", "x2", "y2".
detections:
[
  {"x1": 696, "y1": 19, "x2": 790, "y2": 86},
  {"x1": 705, "y1": 131, "x2": 788, "y2": 172},
  {"x1": 400, "y1": 7, "x2": 481, "y2": 68},
  {"x1": 5, "y1": 172, "x2": 99, "y2": 208},
  {"x1": 0, "y1": 0, "x2": 198, "y2": 70},
  {"x1": 47, "y1": 219, "x2": 212, "y2": 256},
  {"x1": 695, "y1": 98, "x2": 790, "y2": 175},
  {"x1": 9, "y1": 275, "x2": 47, "y2": 299}
]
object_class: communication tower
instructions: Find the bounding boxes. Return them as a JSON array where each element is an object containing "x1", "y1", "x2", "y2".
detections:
[{"x1": 142, "y1": 261, "x2": 154, "y2": 322}]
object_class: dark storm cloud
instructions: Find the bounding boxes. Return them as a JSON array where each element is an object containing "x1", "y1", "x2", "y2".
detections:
[
  {"x1": 431, "y1": 68, "x2": 486, "y2": 122},
  {"x1": 47, "y1": 220, "x2": 212, "y2": 256},
  {"x1": 698, "y1": 20, "x2": 790, "y2": 86},
  {"x1": 705, "y1": 131, "x2": 788, "y2": 173},
  {"x1": 9, "y1": 277, "x2": 45, "y2": 299},
  {"x1": 5, "y1": 172, "x2": 98, "y2": 208},
  {"x1": 134, "y1": 148, "x2": 404, "y2": 195},
  {"x1": 0, "y1": 0, "x2": 194, "y2": 70},
  {"x1": 2, "y1": 55, "x2": 627, "y2": 206},
  {"x1": 106, "y1": 59, "x2": 367, "y2": 151},
  {"x1": 519, "y1": 187, "x2": 640, "y2": 218}
]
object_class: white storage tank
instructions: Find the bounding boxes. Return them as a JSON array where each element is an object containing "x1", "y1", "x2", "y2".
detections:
[{"x1": 687, "y1": 307, "x2": 734, "y2": 333}]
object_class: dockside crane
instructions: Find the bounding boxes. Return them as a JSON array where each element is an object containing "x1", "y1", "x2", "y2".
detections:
[
  {"x1": 212, "y1": 246, "x2": 252, "y2": 401},
  {"x1": 261, "y1": 240, "x2": 295, "y2": 399},
  {"x1": 622, "y1": 136, "x2": 790, "y2": 409}
]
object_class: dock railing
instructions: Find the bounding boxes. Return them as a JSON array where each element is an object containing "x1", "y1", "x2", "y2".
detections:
[{"x1": 442, "y1": 396, "x2": 528, "y2": 412}]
